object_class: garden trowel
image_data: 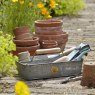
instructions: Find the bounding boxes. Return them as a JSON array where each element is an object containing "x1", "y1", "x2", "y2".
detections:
[{"x1": 53, "y1": 43, "x2": 91, "y2": 63}]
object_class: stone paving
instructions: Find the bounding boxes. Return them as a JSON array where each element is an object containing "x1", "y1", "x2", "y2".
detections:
[{"x1": 0, "y1": 0, "x2": 95, "y2": 95}]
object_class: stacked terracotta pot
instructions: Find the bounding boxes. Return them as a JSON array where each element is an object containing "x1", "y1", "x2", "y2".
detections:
[
  {"x1": 13, "y1": 26, "x2": 40, "y2": 56},
  {"x1": 35, "y1": 19, "x2": 68, "y2": 50}
]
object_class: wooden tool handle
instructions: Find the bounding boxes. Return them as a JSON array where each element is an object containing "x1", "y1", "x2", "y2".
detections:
[
  {"x1": 36, "y1": 48, "x2": 61, "y2": 55},
  {"x1": 61, "y1": 47, "x2": 76, "y2": 56},
  {"x1": 53, "y1": 56, "x2": 69, "y2": 63}
]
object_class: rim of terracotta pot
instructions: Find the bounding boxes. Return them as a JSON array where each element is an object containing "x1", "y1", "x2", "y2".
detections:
[
  {"x1": 14, "y1": 26, "x2": 29, "y2": 30},
  {"x1": 15, "y1": 43, "x2": 40, "y2": 51},
  {"x1": 13, "y1": 37, "x2": 39, "y2": 46},
  {"x1": 13, "y1": 26, "x2": 30, "y2": 36},
  {"x1": 35, "y1": 19, "x2": 63, "y2": 27}
]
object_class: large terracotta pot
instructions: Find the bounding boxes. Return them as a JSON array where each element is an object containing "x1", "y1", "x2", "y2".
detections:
[
  {"x1": 13, "y1": 26, "x2": 30, "y2": 37},
  {"x1": 35, "y1": 19, "x2": 63, "y2": 33},
  {"x1": 12, "y1": 44, "x2": 40, "y2": 56},
  {"x1": 13, "y1": 37, "x2": 39, "y2": 47}
]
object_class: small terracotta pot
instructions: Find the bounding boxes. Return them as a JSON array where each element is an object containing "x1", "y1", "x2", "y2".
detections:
[
  {"x1": 35, "y1": 19, "x2": 63, "y2": 27},
  {"x1": 13, "y1": 26, "x2": 30, "y2": 37},
  {"x1": 41, "y1": 40, "x2": 58, "y2": 49},
  {"x1": 12, "y1": 44, "x2": 40, "y2": 56},
  {"x1": 81, "y1": 62, "x2": 95, "y2": 87},
  {"x1": 15, "y1": 33, "x2": 33, "y2": 40},
  {"x1": 13, "y1": 37, "x2": 39, "y2": 47}
]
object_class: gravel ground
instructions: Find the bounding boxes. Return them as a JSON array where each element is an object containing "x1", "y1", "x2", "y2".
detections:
[{"x1": 0, "y1": 0, "x2": 95, "y2": 95}]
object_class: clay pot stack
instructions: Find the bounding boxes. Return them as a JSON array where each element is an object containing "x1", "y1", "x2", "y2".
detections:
[
  {"x1": 81, "y1": 62, "x2": 95, "y2": 88},
  {"x1": 13, "y1": 26, "x2": 40, "y2": 56},
  {"x1": 35, "y1": 19, "x2": 68, "y2": 50}
]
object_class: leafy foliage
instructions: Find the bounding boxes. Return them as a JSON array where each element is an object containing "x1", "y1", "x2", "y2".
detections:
[
  {"x1": 1, "y1": 0, "x2": 86, "y2": 34},
  {"x1": 1, "y1": 0, "x2": 43, "y2": 34},
  {"x1": 0, "y1": 31, "x2": 18, "y2": 76},
  {"x1": 55, "y1": 0, "x2": 86, "y2": 16},
  {"x1": 37, "y1": 0, "x2": 86, "y2": 17}
]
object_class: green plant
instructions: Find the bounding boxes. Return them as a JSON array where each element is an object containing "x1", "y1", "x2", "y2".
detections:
[
  {"x1": 2, "y1": 0, "x2": 43, "y2": 34},
  {"x1": 56, "y1": 0, "x2": 86, "y2": 15},
  {"x1": 0, "y1": 31, "x2": 18, "y2": 76},
  {"x1": 37, "y1": 0, "x2": 86, "y2": 17}
]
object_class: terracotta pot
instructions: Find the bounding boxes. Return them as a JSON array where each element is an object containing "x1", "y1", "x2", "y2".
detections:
[
  {"x1": 35, "y1": 19, "x2": 68, "y2": 50},
  {"x1": 41, "y1": 40, "x2": 58, "y2": 49},
  {"x1": 35, "y1": 19, "x2": 63, "y2": 33},
  {"x1": 13, "y1": 37, "x2": 39, "y2": 47},
  {"x1": 15, "y1": 33, "x2": 33, "y2": 40},
  {"x1": 13, "y1": 26, "x2": 30, "y2": 37},
  {"x1": 12, "y1": 44, "x2": 40, "y2": 56},
  {"x1": 81, "y1": 62, "x2": 95, "y2": 88}
]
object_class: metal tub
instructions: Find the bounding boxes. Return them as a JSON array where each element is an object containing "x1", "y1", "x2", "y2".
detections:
[{"x1": 16, "y1": 55, "x2": 83, "y2": 80}]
